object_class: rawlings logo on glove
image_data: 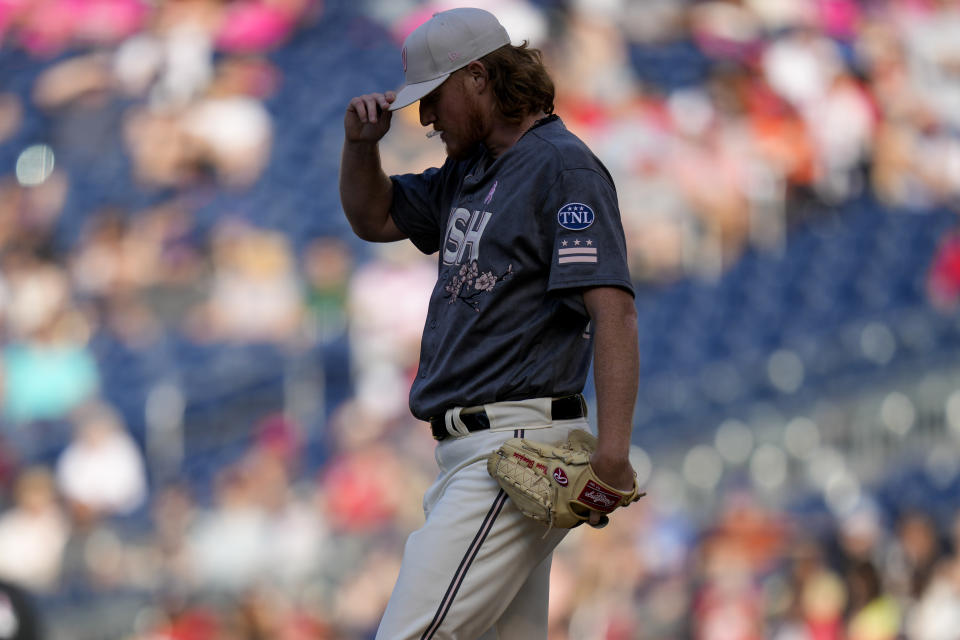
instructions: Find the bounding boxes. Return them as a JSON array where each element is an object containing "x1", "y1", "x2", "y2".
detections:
[
  {"x1": 486, "y1": 429, "x2": 645, "y2": 530},
  {"x1": 579, "y1": 480, "x2": 620, "y2": 511}
]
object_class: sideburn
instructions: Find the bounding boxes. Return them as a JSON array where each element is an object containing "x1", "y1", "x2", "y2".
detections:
[{"x1": 447, "y1": 83, "x2": 490, "y2": 161}]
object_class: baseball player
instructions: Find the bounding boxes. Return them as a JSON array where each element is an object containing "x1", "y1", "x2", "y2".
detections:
[{"x1": 339, "y1": 7, "x2": 639, "y2": 639}]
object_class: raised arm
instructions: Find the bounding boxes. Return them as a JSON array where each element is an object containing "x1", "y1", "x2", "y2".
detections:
[{"x1": 339, "y1": 91, "x2": 407, "y2": 243}]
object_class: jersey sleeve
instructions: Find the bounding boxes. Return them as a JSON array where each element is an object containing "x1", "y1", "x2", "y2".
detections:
[
  {"x1": 390, "y1": 167, "x2": 447, "y2": 255},
  {"x1": 542, "y1": 168, "x2": 635, "y2": 296}
]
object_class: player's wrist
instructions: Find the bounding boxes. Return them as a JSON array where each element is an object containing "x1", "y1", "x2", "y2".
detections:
[
  {"x1": 589, "y1": 451, "x2": 635, "y2": 492},
  {"x1": 343, "y1": 135, "x2": 383, "y2": 149},
  {"x1": 591, "y1": 435, "x2": 632, "y2": 464}
]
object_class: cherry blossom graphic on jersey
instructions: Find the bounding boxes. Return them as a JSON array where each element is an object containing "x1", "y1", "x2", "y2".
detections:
[{"x1": 443, "y1": 260, "x2": 513, "y2": 312}]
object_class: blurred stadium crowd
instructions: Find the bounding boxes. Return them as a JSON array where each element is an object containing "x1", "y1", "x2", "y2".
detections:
[{"x1": 1, "y1": 0, "x2": 960, "y2": 638}]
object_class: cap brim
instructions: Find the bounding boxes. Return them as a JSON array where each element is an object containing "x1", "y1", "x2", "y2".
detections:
[{"x1": 388, "y1": 74, "x2": 450, "y2": 111}]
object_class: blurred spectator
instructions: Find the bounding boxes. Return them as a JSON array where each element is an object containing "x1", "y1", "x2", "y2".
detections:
[
  {"x1": 1, "y1": 249, "x2": 70, "y2": 341},
  {"x1": 224, "y1": 586, "x2": 332, "y2": 639},
  {"x1": 31, "y1": 52, "x2": 115, "y2": 111},
  {"x1": 185, "y1": 441, "x2": 325, "y2": 595},
  {"x1": 906, "y1": 510, "x2": 960, "y2": 640},
  {"x1": 803, "y1": 71, "x2": 876, "y2": 202},
  {"x1": 190, "y1": 220, "x2": 302, "y2": 344},
  {"x1": 618, "y1": 0, "x2": 687, "y2": 46},
  {"x1": 1, "y1": 252, "x2": 99, "y2": 436},
  {"x1": 844, "y1": 560, "x2": 900, "y2": 640},
  {"x1": 762, "y1": 26, "x2": 844, "y2": 112},
  {"x1": 57, "y1": 496, "x2": 128, "y2": 596},
  {"x1": 0, "y1": 467, "x2": 70, "y2": 593},
  {"x1": 742, "y1": 79, "x2": 817, "y2": 210},
  {"x1": 767, "y1": 540, "x2": 847, "y2": 640},
  {"x1": 254, "y1": 411, "x2": 302, "y2": 470},
  {"x1": 796, "y1": 570, "x2": 847, "y2": 640},
  {"x1": 319, "y1": 442, "x2": 414, "y2": 535},
  {"x1": 927, "y1": 228, "x2": 960, "y2": 310},
  {"x1": 178, "y1": 90, "x2": 273, "y2": 188},
  {"x1": 906, "y1": 554, "x2": 960, "y2": 640},
  {"x1": 692, "y1": 532, "x2": 765, "y2": 640},
  {"x1": 71, "y1": 202, "x2": 209, "y2": 333},
  {"x1": 560, "y1": 510, "x2": 651, "y2": 640},
  {"x1": 132, "y1": 601, "x2": 223, "y2": 640},
  {"x1": 554, "y1": 9, "x2": 635, "y2": 107},
  {"x1": 319, "y1": 401, "x2": 426, "y2": 537},
  {"x1": 0, "y1": 94, "x2": 22, "y2": 145},
  {"x1": 301, "y1": 236, "x2": 353, "y2": 343},
  {"x1": 144, "y1": 483, "x2": 197, "y2": 596},
  {"x1": 69, "y1": 208, "x2": 153, "y2": 301},
  {"x1": 690, "y1": 495, "x2": 787, "y2": 640},
  {"x1": 243, "y1": 445, "x2": 326, "y2": 590},
  {"x1": 122, "y1": 105, "x2": 200, "y2": 188},
  {"x1": 899, "y1": 0, "x2": 960, "y2": 131},
  {"x1": 665, "y1": 86, "x2": 754, "y2": 270},
  {"x1": 884, "y1": 510, "x2": 943, "y2": 607},
  {"x1": 114, "y1": 0, "x2": 220, "y2": 109},
  {"x1": 689, "y1": 0, "x2": 764, "y2": 64},
  {"x1": 187, "y1": 463, "x2": 267, "y2": 593},
  {"x1": 835, "y1": 500, "x2": 888, "y2": 570},
  {"x1": 216, "y1": 0, "x2": 312, "y2": 53},
  {"x1": 54, "y1": 401, "x2": 147, "y2": 516},
  {"x1": 0, "y1": 436, "x2": 17, "y2": 500},
  {"x1": 122, "y1": 56, "x2": 275, "y2": 188},
  {"x1": 0, "y1": 176, "x2": 67, "y2": 258},
  {"x1": 329, "y1": 548, "x2": 401, "y2": 639},
  {"x1": 1, "y1": 0, "x2": 147, "y2": 58},
  {"x1": 346, "y1": 242, "x2": 433, "y2": 419}
]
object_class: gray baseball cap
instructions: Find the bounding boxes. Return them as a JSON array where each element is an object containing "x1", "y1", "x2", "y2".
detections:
[{"x1": 389, "y1": 8, "x2": 511, "y2": 111}]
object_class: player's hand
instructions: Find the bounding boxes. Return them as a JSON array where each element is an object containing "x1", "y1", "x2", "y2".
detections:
[
  {"x1": 344, "y1": 91, "x2": 396, "y2": 143},
  {"x1": 587, "y1": 451, "x2": 636, "y2": 528}
]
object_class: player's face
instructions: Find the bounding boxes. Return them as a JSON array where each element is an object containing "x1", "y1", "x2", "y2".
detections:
[{"x1": 419, "y1": 71, "x2": 487, "y2": 160}]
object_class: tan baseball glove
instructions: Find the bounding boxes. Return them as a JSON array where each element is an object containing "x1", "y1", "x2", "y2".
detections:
[{"x1": 486, "y1": 429, "x2": 645, "y2": 530}]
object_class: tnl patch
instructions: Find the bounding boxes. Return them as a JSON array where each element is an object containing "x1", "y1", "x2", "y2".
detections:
[{"x1": 557, "y1": 203, "x2": 595, "y2": 231}]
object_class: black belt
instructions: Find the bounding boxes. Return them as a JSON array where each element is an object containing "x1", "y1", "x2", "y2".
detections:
[{"x1": 429, "y1": 394, "x2": 587, "y2": 441}]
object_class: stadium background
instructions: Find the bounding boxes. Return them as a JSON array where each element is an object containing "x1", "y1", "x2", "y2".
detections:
[{"x1": 1, "y1": 0, "x2": 960, "y2": 638}]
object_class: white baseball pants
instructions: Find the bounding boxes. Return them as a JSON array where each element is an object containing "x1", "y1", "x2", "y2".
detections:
[{"x1": 375, "y1": 398, "x2": 588, "y2": 640}]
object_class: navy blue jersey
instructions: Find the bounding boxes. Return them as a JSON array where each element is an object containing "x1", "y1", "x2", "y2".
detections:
[{"x1": 390, "y1": 116, "x2": 634, "y2": 421}]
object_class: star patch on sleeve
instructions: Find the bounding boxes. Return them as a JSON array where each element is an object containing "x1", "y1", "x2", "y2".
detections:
[{"x1": 557, "y1": 238, "x2": 598, "y2": 264}]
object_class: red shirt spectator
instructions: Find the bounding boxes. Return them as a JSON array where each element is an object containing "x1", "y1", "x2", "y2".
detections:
[{"x1": 928, "y1": 229, "x2": 960, "y2": 309}]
